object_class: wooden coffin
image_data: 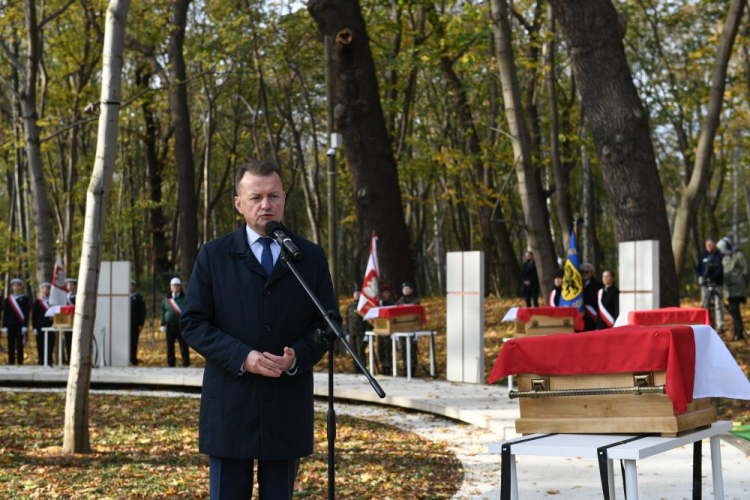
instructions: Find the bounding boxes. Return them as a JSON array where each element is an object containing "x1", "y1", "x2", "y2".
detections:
[
  {"x1": 372, "y1": 314, "x2": 423, "y2": 334},
  {"x1": 514, "y1": 314, "x2": 576, "y2": 338},
  {"x1": 53, "y1": 313, "x2": 73, "y2": 328},
  {"x1": 515, "y1": 371, "x2": 717, "y2": 437}
]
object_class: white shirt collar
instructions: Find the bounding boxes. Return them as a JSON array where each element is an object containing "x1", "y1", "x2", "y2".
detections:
[
  {"x1": 245, "y1": 225, "x2": 279, "y2": 249},
  {"x1": 245, "y1": 225, "x2": 264, "y2": 247}
]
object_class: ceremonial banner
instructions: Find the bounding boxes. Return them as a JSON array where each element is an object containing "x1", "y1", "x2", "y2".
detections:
[
  {"x1": 49, "y1": 253, "x2": 68, "y2": 306},
  {"x1": 357, "y1": 233, "x2": 380, "y2": 316},
  {"x1": 559, "y1": 229, "x2": 584, "y2": 312}
]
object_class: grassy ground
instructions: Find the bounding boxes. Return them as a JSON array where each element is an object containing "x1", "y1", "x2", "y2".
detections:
[{"x1": 0, "y1": 391, "x2": 462, "y2": 499}]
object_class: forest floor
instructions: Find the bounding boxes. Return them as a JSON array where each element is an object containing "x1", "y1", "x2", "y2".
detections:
[{"x1": 0, "y1": 390, "x2": 462, "y2": 499}]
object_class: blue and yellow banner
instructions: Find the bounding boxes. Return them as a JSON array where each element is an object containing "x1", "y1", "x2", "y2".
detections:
[{"x1": 559, "y1": 229, "x2": 584, "y2": 312}]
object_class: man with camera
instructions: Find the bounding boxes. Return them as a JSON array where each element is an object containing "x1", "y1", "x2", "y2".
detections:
[{"x1": 696, "y1": 239, "x2": 725, "y2": 332}]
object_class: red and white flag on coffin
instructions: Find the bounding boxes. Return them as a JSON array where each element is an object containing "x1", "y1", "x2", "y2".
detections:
[
  {"x1": 357, "y1": 233, "x2": 380, "y2": 316},
  {"x1": 49, "y1": 253, "x2": 68, "y2": 307}
]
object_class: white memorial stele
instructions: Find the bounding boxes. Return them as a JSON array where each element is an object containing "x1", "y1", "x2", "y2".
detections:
[
  {"x1": 446, "y1": 251, "x2": 484, "y2": 384},
  {"x1": 93, "y1": 261, "x2": 131, "y2": 367},
  {"x1": 617, "y1": 240, "x2": 659, "y2": 325}
]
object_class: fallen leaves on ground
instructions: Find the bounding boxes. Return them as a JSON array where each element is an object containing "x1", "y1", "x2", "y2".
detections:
[{"x1": 0, "y1": 392, "x2": 462, "y2": 499}]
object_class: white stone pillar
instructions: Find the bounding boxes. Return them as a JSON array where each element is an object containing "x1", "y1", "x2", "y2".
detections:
[{"x1": 446, "y1": 251, "x2": 485, "y2": 384}]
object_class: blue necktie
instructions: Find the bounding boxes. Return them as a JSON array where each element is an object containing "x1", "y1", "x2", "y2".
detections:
[{"x1": 259, "y1": 237, "x2": 274, "y2": 276}]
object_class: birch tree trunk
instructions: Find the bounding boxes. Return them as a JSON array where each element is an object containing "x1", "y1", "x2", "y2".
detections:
[
  {"x1": 670, "y1": 0, "x2": 746, "y2": 282},
  {"x1": 63, "y1": 0, "x2": 130, "y2": 454},
  {"x1": 490, "y1": 0, "x2": 558, "y2": 296}
]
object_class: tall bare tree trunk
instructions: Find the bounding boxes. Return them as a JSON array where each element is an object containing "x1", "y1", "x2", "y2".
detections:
[
  {"x1": 308, "y1": 0, "x2": 415, "y2": 289},
  {"x1": 671, "y1": 0, "x2": 747, "y2": 283},
  {"x1": 548, "y1": 0, "x2": 679, "y2": 305},
  {"x1": 64, "y1": 0, "x2": 130, "y2": 454},
  {"x1": 168, "y1": 0, "x2": 198, "y2": 285},
  {"x1": 490, "y1": 0, "x2": 558, "y2": 296},
  {"x1": 21, "y1": 0, "x2": 55, "y2": 286},
  {"x1": 546, "y1": 5, "x2": 572, "y2": 251}
]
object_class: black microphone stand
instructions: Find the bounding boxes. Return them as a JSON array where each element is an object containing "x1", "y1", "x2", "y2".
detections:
[{"x1": 278, "y1": 251, "x2": 385, "y2": 500}]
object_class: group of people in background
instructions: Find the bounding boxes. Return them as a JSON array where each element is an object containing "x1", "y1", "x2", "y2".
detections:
[
  {"x1": 1, "y1": 277, "x2": 77, "y2": 365},
  {"x1": 344, "y1": 281, "x2": 420, "y2": 375},
  {"x1": 526, "y1": 236, "x2": 748, "y2": 338},
  {"x1": 697, "y1": 237, "x2": 748, "y2": 340},
  {"x1": 523, "y1": 251, "x2": 620, "y2": 332},
  {"x1": 0, "y1": 273, "x2": 192, "y2": 367}
]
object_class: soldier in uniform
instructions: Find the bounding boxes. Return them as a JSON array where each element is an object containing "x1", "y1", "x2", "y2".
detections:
[
  {"x1": 396, "y1": 281, "x2": 420, "y2": 305},
  {"x1": 63, "y1": 277, "x2": 78, "y2": 363},
  {"x1": 32, "y1": 282, "x2": 54, "y2": 365},
  {"x1": 161, "y1": 277, "x2": 189, "y2": 367},
  {"x1": 580, "y1": 264, "x2": 602, "y2": 331},
  {"x1": 130, "y1": 280, "x2": 147, "y2": 365},
  {"x1": 2, "y1": 278, "x2": 30, "y2": 365},
  {"x1": 344, "y1": 286, "x2": 369, "y2": 371}
]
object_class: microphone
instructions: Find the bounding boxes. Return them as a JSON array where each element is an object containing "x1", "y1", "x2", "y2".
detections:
[{"x1": 264, "y1": 221, "x2": 303, "y2": 261}]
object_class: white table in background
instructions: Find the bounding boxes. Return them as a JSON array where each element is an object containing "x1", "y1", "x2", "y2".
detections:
[
  {"x1": 365, "y1": 330, "x2": 437, "y2": 381},
  {"x1": 41, "y1": 326, "x2": 72, "y2": 367},
  {"x1": 489, "y1": 421, "x2": 731, "y2": 500}
]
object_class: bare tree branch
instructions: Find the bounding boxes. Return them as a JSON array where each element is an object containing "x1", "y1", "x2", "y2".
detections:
[{"x1": 39, "y1": 0, "x2": 76, "y2": 30}]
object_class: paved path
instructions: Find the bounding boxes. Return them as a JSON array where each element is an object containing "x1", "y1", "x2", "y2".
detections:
[{"x1": 1, "y1": 365, "x2": 748, "y2": 499}]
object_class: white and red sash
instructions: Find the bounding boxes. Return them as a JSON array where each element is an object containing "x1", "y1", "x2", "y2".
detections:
[
  {"x1": 597, "y1": 289, "x2": 615, "y2": 328},
  {"x1": 548, "y1": 289, "x2": 557, "y2": 307},
  {"x1": 167, "y1": 297, "x2": 182, "y2": 316},
  {"x1": 8, "y1": 295, "x2": 25, "y2": 323},
  {"x1": 38, "y1": 298, "x2": 50, "y2": 312},
  {"x1": 584, "y1": 304, "x2": 598, "y2": 321}
]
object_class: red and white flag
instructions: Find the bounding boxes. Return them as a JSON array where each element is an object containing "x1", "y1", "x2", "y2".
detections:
[
  {"x1": 357, "y1": 233, "x2": 380, "y2": 316},
  {"x1": 49, "y1": 253, "x2": 68, "y2": 306}
]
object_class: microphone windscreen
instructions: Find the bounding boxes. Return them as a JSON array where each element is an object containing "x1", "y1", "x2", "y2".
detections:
[{"x1": 264, "y1": 220, "x2": 283, "y2": 236}]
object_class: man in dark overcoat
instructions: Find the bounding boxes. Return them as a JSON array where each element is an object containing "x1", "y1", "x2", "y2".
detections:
[{"x1": 181, "y1": 160, "x2": 335, "y2": 500}]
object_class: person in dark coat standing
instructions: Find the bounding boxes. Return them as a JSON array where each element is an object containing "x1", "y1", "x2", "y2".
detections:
[
  {"x1": 181, "y1": 160, "x2": 335, "y2": 500},
  {"x1": 161, "y1": 278, "x2": 188, "y2": 367},
  {"x1": 581, "y1": 263, "x2": 603, "y2": 331},
  {"x1": 596, "y1": 270, "x2": 619, "y2": 330},
  {"x1": 521, "y1": 251, "x2": 540, "y2": 307},
  {"x1": 3, "y1": 278, "x2": 30, "y2": 365},
  {"x1": 130, "y1": 280, "x2": 146, "y2": 365},
  {"x1": 32, "y1": 282, "x2": 54, "y2": 365}
]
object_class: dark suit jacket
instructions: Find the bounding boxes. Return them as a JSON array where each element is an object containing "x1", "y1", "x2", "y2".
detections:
[
  {"x1": 131, "y1": 292, "x2": 146, "y2": 330},
  {"x1": 3, "y1": 295, "x2": 30, "y2": 328},
  {"x1": 32, "y1": 298, "x2": 53, "y2": 334},
  {"x1": 181, "y1": 226, "x2": 335, "y2": 460}
]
